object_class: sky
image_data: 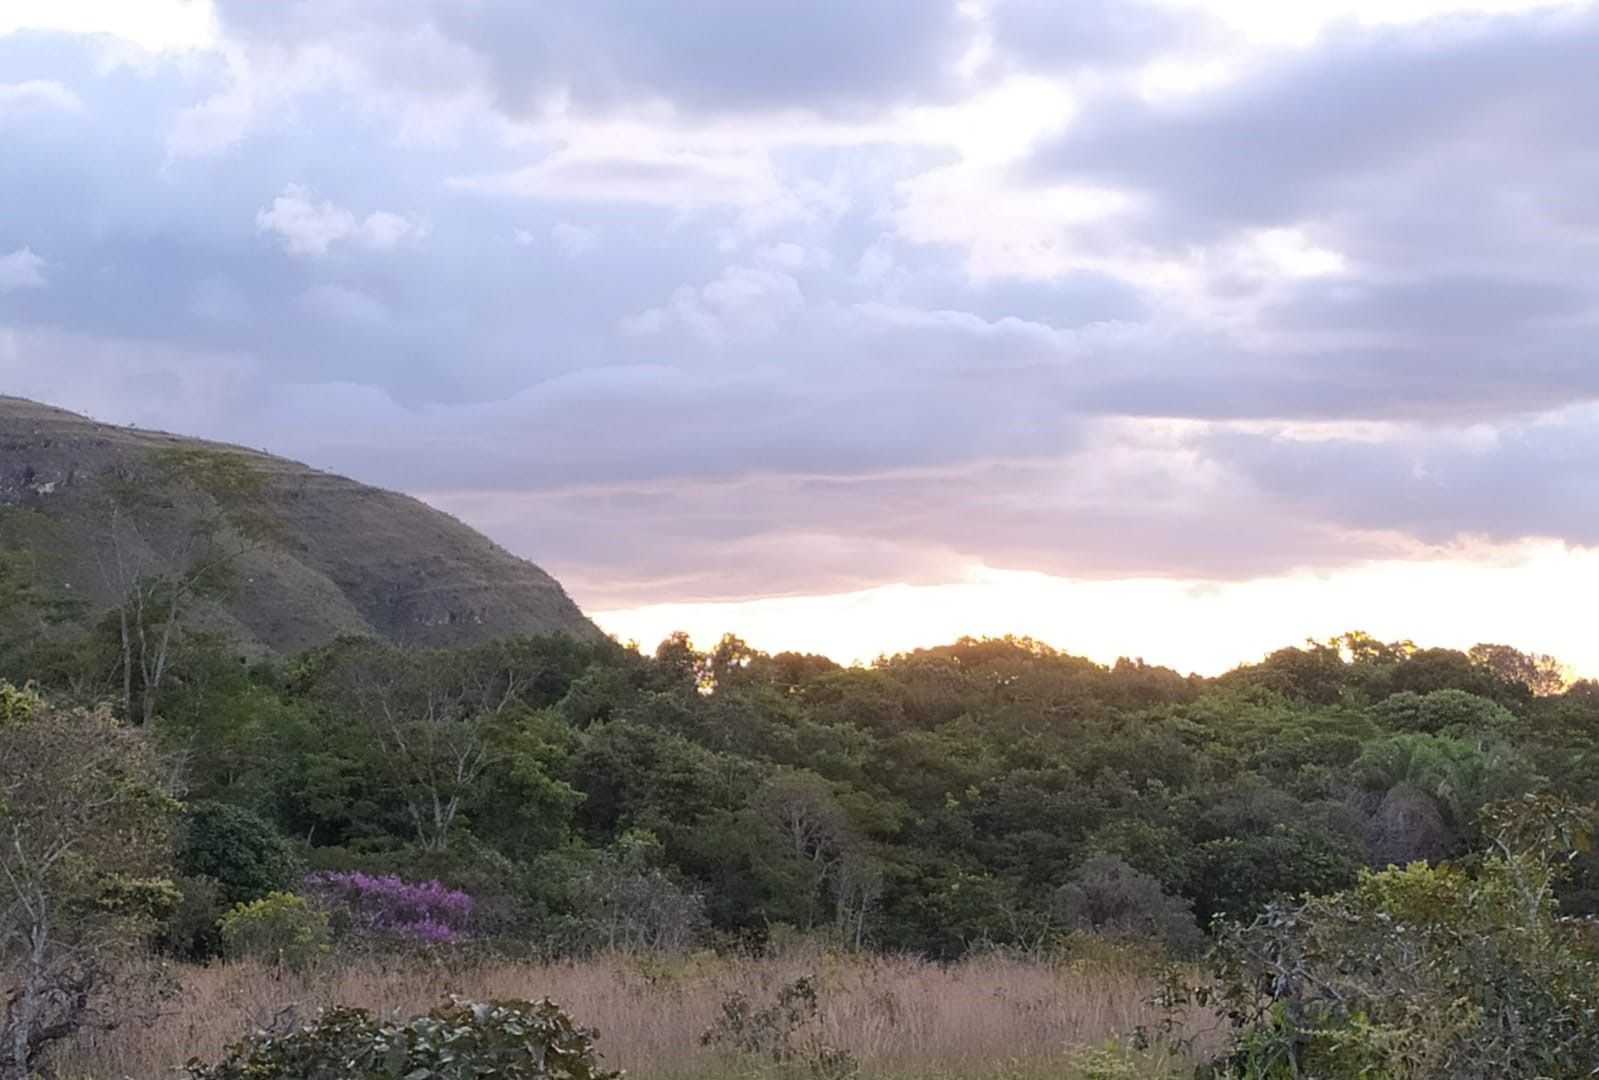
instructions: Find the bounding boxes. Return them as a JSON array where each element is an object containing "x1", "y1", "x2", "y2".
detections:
[{"x1": 2, "y1": 0, "x2": 1597, "y2": 675}]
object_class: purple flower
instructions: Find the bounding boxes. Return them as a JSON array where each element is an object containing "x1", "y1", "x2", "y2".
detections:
[{"x1": 303, "y1": 871, "x2": 473, "y2": 944}]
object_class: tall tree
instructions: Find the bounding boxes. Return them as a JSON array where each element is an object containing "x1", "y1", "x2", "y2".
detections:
[{"x1": 96, "y1": 448, "x2": 280, "y2": 724}]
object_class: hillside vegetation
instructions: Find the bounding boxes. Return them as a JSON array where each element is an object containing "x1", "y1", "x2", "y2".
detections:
[
  {"x1": 0, "y1": 396, "x2": 597, "y2": 653},
  {"x1": 4, "y1": 422, "x2": 1599, "y2": 1076}
]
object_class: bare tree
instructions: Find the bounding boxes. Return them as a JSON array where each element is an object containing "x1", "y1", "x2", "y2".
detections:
[
  {"x1": 752, "y1": 770, "x2": 853, "y2": 931},
  {"x1": 337, "y1": 643, "x2": 530, "y2": 851},
  {"x1": 95, "y1": 448, "x2": 280, "y2": 724},
  {"x1": 0, "y1": 683, "x2": 177, "y2": 1080},
  {"x1": 831, "y1": 852, "x2": 883, "y2": 950}
]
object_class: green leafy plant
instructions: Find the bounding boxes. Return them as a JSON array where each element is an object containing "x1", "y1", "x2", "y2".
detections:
[
  {"x1": 185, "y1": 996, "x2": 622, "y2": 1079},
  {"x1": 217, "y1": 891, "x2": 329, "y2": 970},
  {"x1": 1178, "y1": 795, "x2": 1599, "y2": 1078},
  {"x1": 179, "y1": 801, "x2": 299, "y2": 907}
]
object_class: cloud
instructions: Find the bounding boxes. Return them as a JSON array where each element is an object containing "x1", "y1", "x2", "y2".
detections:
[
  {"x1": 8, "y1": 2, "x2": 1599, "y2": 616},
  {"x1": 374, "y1": 0, "x2": 973, "y2": 117},
  {"x1": 255, "y1": 185, "x2": 424, "y2": 257},
  {"x1": 0, "y1": 324, "x2": 260, "y2": 431},
  {"x1": 625, "y1": 263, "x2": 805, "y2": 344},
  {"x1": 450, "y1": 146, "x2": 784, "y2": 209},
  {"x1": 1031, "y1": 6, "x2": 1599, "y2": 245},
  {"x1": 0, "y1": 78, "x2": 79, "y2": 115},
  {"x1": 0, "y1": 248, "x2": 47, "y2": 291},
  {"x1": 1208, "y1": 407, "x2": 1599, "y2": 548},
  {"x1": 986, "y1": 0, "x2": 1217, "y2": 72}
]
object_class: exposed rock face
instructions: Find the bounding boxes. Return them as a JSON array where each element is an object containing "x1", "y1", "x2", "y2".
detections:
[{"x1": 0, "y1": 396, "x2": 602, "y2": 652}]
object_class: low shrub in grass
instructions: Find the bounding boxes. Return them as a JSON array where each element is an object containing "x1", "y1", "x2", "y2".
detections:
[
  {"x1": 217, "y1": 891, "x2": 329, "y2": 970},
  {"x1": 185, "y1": 996, "x2": 621, "y2": 1079}
]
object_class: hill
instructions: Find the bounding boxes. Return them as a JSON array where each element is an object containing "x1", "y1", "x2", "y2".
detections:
[{"x1": 0, "y1": 396, "x2": 601, "y2": 652}]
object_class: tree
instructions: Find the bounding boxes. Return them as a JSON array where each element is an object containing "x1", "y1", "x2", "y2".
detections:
[
  {"x1": 751, "y1": 770, "x2": 850, "y2": 930},
  {"x1": 1053, "y1": 853, "x2": 1203, "y2": 955},
  {"x1": 1468, "y1": 642, "x2": 1568, "y2": 697},
  {"x1": 573, "y1": 834, "x2": 706, "y2": 953},
  {"x1": 177, "y1": 801, "x2": 298, "y2": 907},
  {"x1": 0, "y1": 683, "x2": 178, "y2": 1079},
  {"x1": 0, "y1": 509, "x2": 81, "y2": 680},
  {"x1": 95, "y1": 448, "x2": 280, "y2": 725},
  {"x1": 328, "y1": 642, "x2": 536, "y2": 851}
]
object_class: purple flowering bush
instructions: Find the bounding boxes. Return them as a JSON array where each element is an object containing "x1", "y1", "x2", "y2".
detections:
[{"x1": 303, "y1": 871, "x2": 473, "y2": 945}]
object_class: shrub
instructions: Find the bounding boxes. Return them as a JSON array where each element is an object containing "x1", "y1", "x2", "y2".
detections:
[
  {"x1": 702, "y1": 976, "x2": 858, "y2": 1079},
  {"x1": 179, "y1": 801, "x2": 298, "y2": 907},
  {"x1": 1183, "y1": 795, "x2": 1599, "y2": 1078},
  {"x1": 161, "y1": 874, "x2": 227, "y2": 960},
  {"x1": 218, "y1": 891, "x2": 329, "y2": 970},
  {"x1": 302, "y1": 871, "x2": 472, "y2": 944},
  {"x1": 1054, "y1": 853, "x2": 1204, "y2": 956},
  {"x1": 185, "y1": 996, "x2": 621, "y2": 1079}
]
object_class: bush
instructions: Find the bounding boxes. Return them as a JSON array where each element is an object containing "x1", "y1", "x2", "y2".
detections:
[
  {"x1": 218, "y1": 891, "x2": 329, "y2": 969},
  {"x1": 302, "y1": 871, "x2": 472, "y2": 944},
  {"x1": 179, "y1": 801, "x2": 298, "y2": 907},
  {"x1": 1053, "y1": 854, "x2": 1204, "y2": 956},
  {"x1": 1183, "y1": 796, "x2": 1599, "y2": 1078},
  {"x1": 186, "y1": 996, "x2": 621, "y2": 1079},
  {"x1": 161, "y1": 874, "x2": 227, "y2": 960},
  {"x1": 702, "y1": 976, "x2": 858, "y2": 1079}
]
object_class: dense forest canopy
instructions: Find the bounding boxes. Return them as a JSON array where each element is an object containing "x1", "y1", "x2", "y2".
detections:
[{"x1": 5, "y1": 549, "x2": 1595, "y2": 959}]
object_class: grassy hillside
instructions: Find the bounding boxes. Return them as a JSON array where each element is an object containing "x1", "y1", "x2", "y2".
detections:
[{"x1": 0, "y1": 396, "x2": 599, "y2": 652}]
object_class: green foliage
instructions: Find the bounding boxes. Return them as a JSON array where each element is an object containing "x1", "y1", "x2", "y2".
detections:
[
  {"x1": 1182, "y1": 796, "x2": 1599, "y2": 1078},
  {"x1": 0, "y1": 683, "x2": 179, "y2": 1076},
  {"x1": 218, "y1": 892, "x2": 329, "y2": 970},
  {"x1": 12, "y1": 622, "x2": 1599, "y2": 972},
  {"x1": 179, "y1": 801, "x2": 299, "y2": 906},
  {"x1": 186, "y1": 996, "x2": 621, "y2": 1079}
]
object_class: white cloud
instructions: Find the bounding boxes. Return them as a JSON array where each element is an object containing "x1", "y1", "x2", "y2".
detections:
[
  {"x1": 624, "y1": 264, "x2": 805, "y2": 344},
  {"x1": 255, "y1": 185, "x2": 423, "y2": 257},
  {"x1": 0, "y1": 0, "x2": 216, "y2": 53},
  {"x1": 359, "y1": 210, "x2": 421, "y2": 250},
  {"x1": 0, "y1": 248, "x2": 47, "y2": 291},
  {"x1": 450, "y1": 145, "x2": 784, "y2": 209},
  {"x1": 0, "y1": 80, "x2": 81, "y2": 116}
]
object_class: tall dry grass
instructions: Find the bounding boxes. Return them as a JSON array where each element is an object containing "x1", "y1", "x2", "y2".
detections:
[{"x1": 58, "y1": 948, "x2": 1220, "y2": 1078}]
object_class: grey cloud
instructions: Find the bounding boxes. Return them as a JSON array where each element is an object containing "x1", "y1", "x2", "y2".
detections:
[
  {"x1": 1034, "y1": 7, "x2": 1599, "y2": 236},
  {"x1": 1209, "y1": 412, "x2": 1599, "y2": 548},
  {"x1": 435, "y1": 0, "x2": 972, "y2": 116},
  {"x1": 9, "y1": 8, "x2": 1599, "y2": 609},
  {"x1": 420, "y1": 446, "x2": 1398, "y2": 607},
  {"x1": 1019, "y1": 6, "x2": 1599, "y2": 424},
  {"x1": 212, "y1": 0, "x2": 974, "y2": 119},
  {"x1": 987, "y1": 0, "x2": 1214, "y2": 72}
]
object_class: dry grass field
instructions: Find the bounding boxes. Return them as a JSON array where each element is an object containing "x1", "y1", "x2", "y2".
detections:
[{"x1": 58, "y1": 949, "x2": 1221, "y2": 1078}]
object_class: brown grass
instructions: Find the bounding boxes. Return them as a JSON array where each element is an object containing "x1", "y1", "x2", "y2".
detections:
[{"x1": 58, "y1": 949, "x2": 1221, "y2": 1079}]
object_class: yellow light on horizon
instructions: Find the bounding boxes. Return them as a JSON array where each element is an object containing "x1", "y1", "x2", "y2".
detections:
[{"x1": 589, "y1": 541, "x2": 1599, "y2": 678}]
